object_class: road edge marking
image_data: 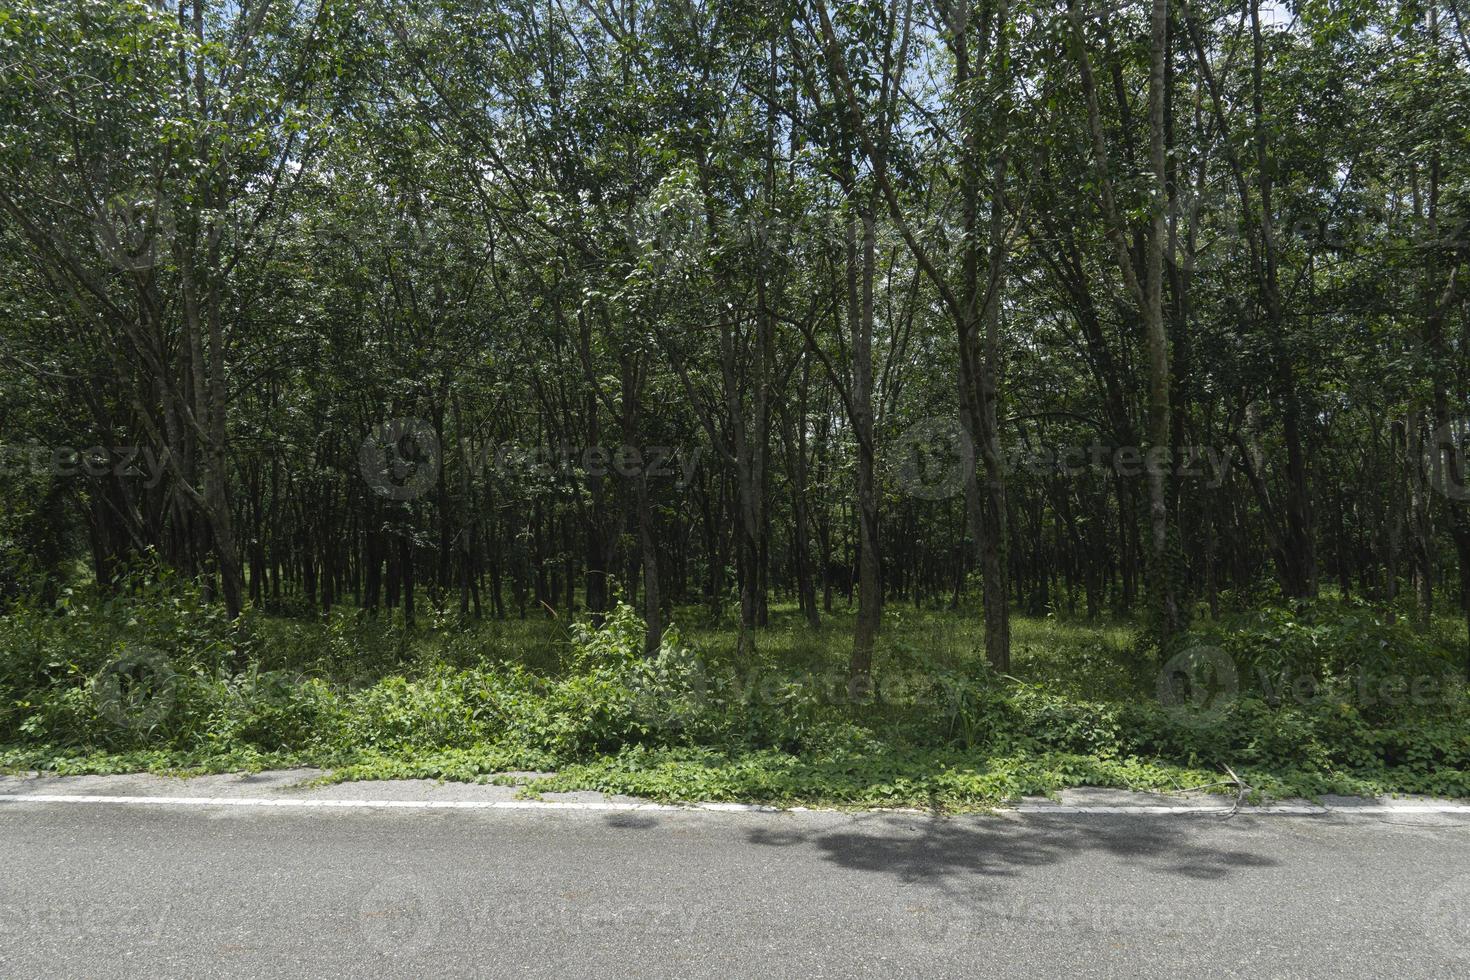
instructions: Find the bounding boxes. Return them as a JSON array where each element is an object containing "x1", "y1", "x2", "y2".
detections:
[{"x1": 2, "y1": 793, "x2": 1468, "y2": 816}]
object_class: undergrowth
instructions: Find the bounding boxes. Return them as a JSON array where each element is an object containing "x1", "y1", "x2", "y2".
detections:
[{"x1": 1, "y1": 566, "x2": 1467, "y2": 810}]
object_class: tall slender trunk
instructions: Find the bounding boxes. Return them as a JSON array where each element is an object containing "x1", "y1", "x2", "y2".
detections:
[
  {"x1": 851, "y1": 207, "x2": 881, "y2": 681},
  {"x1": 1068, "y1": 0, "x2": 1180, "y2": 638},
  {"x1": 1252, "y1": 0, "x2": 1315, "y2": 600},
  {"x1": 1145, "y1": 0, "x2": 1181, "y2": 635},
  {"x1": 787, "y1": 362, "x2": 820, "y2": 628}
]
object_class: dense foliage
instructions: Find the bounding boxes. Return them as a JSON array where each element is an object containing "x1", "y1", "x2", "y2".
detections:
[
  {"x1": 1, "y1": 0, "x2": 1468, "y2": 800},
  {"x1": 2, "y1": 571, "x2": 1466, "y2": 807}
]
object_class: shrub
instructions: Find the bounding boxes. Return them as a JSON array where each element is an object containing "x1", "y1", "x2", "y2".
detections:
[{"x1": 2, "y1": 584, "x2": 1466, "y2": 806}]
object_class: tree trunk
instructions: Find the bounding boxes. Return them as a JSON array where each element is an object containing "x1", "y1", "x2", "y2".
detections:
[{"x1": 850, "y1": 208, "x2": 881, "y2": 681}]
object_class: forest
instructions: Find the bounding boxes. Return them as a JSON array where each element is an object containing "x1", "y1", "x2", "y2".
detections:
[{"x1": 1, "y1": 0, "x2": 1468, "y2": 808}]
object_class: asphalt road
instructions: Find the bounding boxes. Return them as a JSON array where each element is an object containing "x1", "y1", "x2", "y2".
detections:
[{"x1": 2, "y1": 788, "x2": 1469, "y2": 978}]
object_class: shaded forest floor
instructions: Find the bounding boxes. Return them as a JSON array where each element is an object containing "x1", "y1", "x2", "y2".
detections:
[{"x1": 2, "y1": 573, "x2": 1468, "y2": 811}]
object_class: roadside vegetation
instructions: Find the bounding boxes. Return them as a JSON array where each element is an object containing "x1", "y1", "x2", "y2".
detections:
[
  {"x1": 3, "y1": 566, "x2": 1465, "y2": 811},
  {"x1": 2, "y1": 0, "x2": 1468, "y2": 813}
]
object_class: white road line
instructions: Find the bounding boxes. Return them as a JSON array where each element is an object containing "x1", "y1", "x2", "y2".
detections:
[
  {"x1": 1013, "y1": 804, "x2": 1326, "y2": 814},
  {"x1": 1005, "y1": 803, "x2": 1468, "y2": 815},
  {"x1": 0, "y1": 794, "x2": 767, "y2": 813},
  {"x1": 1, "y1": 793, "x2": 1468, "y2": 816}
]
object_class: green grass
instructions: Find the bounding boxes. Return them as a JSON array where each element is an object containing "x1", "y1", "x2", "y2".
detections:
[{"x1": 1, "y1": 573, "x2": 1467, "y2": 811}]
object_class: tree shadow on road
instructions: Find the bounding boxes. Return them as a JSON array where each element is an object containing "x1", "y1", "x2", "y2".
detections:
[{"x1": 743, "y1": 813, "x2": 1278, "y2": 900}]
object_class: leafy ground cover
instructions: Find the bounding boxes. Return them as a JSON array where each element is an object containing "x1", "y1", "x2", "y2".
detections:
[{"x1": 2, "y1": 568, "x2": 1467, "y2": 811}]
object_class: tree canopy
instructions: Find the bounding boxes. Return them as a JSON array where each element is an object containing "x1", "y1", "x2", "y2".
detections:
[{"x1": 2, "y1": 0, "x2": 1468, "y2": 682}]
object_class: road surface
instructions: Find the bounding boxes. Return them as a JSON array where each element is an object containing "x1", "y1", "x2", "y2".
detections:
[{"x1": 1, "y1": 773, "x2": 1467, "y2": 978}]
